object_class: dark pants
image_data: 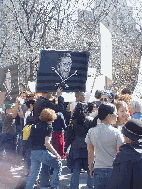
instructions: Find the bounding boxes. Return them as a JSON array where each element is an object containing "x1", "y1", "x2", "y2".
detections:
[
  {"x1": 16, "y1": 125, "x2": 23, "y2": 156},
  {"x1": 70, "y1": 159, "x2": 94, "y2": 189},
  {"x1": 0, "y1": 133, "x2": 16, "y2": 162}
]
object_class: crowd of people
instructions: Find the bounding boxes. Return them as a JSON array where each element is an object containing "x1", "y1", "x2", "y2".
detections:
[{"x1": 0, "y1": 85, "x2": 142, "y2": 189}]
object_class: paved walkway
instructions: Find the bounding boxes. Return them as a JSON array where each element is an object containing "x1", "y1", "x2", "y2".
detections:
[{"x1": 0, "y1": 158, "x2": 90, "y2": 189}]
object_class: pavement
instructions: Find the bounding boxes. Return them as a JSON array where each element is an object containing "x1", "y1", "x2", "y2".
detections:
[{"x1": 0, "y1": 158, "x2": 90, "y2": 189}]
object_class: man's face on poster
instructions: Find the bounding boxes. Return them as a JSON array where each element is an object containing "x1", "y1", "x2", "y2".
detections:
[{"x1": 58, "y1": 54, "x2": 72, "y2": 79}]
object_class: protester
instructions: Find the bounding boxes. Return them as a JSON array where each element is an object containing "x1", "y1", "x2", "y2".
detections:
[
  {"x1": 114, "y1": 101, "x2": 130, "y2": 130},
  {"x1": 24, "y1": 99, "x2": 35, "y2": 125},
  {"x1": 112, "y1": 87, "x2": 119, "y2": 96},
  {"x1": 23, "y1": 99, "x2": 35, "y2": 177},
  {"x1": 85, "y1": 102, "x2": 124, "y2": 189},
  {"x1": 130, "y1": 99, "x2": 142, "y2": 121},
  {"x1": 65, "y1": 103, "x2": 94, "y2": 189},
  {"x1": 52, "y1": 111, "x2": 67, "y2": 159},
  {"x1": 119, "y1": 85, "x2": 125, "y2": 95},
  {"x1": 25, "y1": 108, "x2": 62, "y2": 189},
  {"x1": 33, "y1": 88, "x2": 64, "y2": 117},
  {"x1": 100, "y1": 91, "x2": 114, "y2": 104},
  {"x1": 13, "y1": 97, "x2": 24, "y2": 157},
  {"x1": 0, "y1": 103, "x2": 16, "y2": 161},
  {"x1": 33, "y1": 87, "x2": 64, "y2": 188},
  {"x1": 117, "y1": 94, "x2": 132, "y2": 116},
  {"x1": 121, "y1": 87, "x2": 132, "y2": 95},
  {"x1": 95, "y1": 90, "x2": 102, "y2": 101},
  {"x1": 70, "y1": 92, "x2": 85, "y2": 117},
  {"x1": 106, "y1": 119, "x2": 142, "y2": 189}
]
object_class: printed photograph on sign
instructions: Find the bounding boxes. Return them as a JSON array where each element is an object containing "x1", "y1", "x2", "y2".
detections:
[{"x1": 36, "y1": 50, "x2": 90, "y2": 93}]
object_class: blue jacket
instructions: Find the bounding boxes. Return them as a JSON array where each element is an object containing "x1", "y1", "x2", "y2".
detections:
[
  {"x1": 131, "y1": 112, "x2": 142, "y2": 121},
  {"x1": 106, "y1": 142, "x2": 142, "y2": 189}
]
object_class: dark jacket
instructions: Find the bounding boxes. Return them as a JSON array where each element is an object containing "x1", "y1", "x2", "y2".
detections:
[
  {"x1": 65, "y1": 117, "x2": 93, "y2": 152},
  {"x1": 65, "y1": 117, "x2": 93, "y2": 170},
  {"x1": 52, "y1": 112, "x2": 67, "y2": 132},
  {"x1": 33, "y1": 96, "x2": 64, "y2": 116},
  {"x1": 29, "y1": 121, "x2": 53, "y2": 151},
  {"x1": 106, "y1": 142, "x2": 142, "y2": 189}
]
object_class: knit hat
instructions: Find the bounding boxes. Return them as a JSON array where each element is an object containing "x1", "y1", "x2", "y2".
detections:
[{"x1": 122, "y1": 119, "x2": 142, "y2": 142}]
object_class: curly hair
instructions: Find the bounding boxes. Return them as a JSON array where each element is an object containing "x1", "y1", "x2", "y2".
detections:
[
  {"x1": 117, "y1": 94, "x2": 132, "y2": 106},
  {"x1": 39, "y1": 108, "x2": 57, "y2": 122}
]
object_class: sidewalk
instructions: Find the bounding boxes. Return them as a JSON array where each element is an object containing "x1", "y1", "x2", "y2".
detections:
[
  {"x1": 58, "y1": 159, "x2": 89, "y2": 189},
  {"x1": 0, "y1": 159, "x2": 90, "y2": 189}
]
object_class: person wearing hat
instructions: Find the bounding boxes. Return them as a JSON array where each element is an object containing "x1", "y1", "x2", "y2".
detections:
[
  {"x1": 106, "y1": 119, "x2": 142, "y2": 189},
  {"x1": 100, "y1": 91, "x2": 114, "y2": 104}
]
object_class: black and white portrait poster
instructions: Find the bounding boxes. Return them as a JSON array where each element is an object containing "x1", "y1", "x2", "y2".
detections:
[
  {"x1": 0, "y1": 64, "x2": 19, "y2": 103},
  {"x1": 36, "y1": 50, "x2": 90, "y2": 92}
]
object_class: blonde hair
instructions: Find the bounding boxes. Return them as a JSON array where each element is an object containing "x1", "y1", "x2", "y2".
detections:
[
  {"x1": 39, "y1": 108, "x2": 57, "y2": 122},
  {"x1": 118, "y1": 94, "x2": 132, "y2": 106}
]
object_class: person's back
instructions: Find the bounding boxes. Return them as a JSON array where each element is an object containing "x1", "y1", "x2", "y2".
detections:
[
  {"x1": 87, "y1": 124, "x2": 123, "y2": 168},
  {"x1": 85, "y1": 102, "x2": 124, "y2": 189},
  {"x1": 51, "y1": 112, "x2": 67, "y2": 159},
  {"x1": 33, "y1": 91, "x2": 64, "y2": 116}
]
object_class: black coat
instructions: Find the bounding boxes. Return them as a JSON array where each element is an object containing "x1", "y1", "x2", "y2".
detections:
[
  {"x1": 106, "y1": 142, "x2": 142, "y2": 189},
  {"x1": 65, "y1": 117, "x2": 93, "y2": 170},
  {"x1": 33, "y1": 96, "x2": 64, "y2": 116}
]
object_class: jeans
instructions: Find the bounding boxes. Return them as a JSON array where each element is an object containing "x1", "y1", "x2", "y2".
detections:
[
  {"x1": 70, "y1": 159, "x2": 94, "y2": 189},
  {"x1": 16, "y1": 125, "x2": 23, "y2": 156},
  {"x1": 0, "y1": 134, "x2": 17, "y2": 165},
  {"x1": 93, "y1": 168, "x2": 112, "y2": 189},
  {"x1": 40, "y1": 163, "x2": 51, "y2": 187},
  {"x1": 24, "y1": 148, "x2": 31, "y2": 174},
  {"x1": 25, "y1": 150, "x2": 62, "y2": 189}
]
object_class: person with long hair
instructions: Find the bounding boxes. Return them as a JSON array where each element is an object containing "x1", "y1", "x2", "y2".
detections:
[
  {"x1": 65, "y1": 102, "x2": 94, "y2": 189},
  {"x1": 114, "y1": 101, "x2": 130, "y2": 130},
  {"x1": 85, "y1": 102, "x2": 124, "y2": 189}
]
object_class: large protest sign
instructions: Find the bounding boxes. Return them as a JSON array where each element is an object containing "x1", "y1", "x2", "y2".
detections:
[
  {"x1": 0, "y1": 64, "x2": 19, "y2": 103},
  {"x1": 36, "y1": 50, "x2": 90, "y2": 92}
]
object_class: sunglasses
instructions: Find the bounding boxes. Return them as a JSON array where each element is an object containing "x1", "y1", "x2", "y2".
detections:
[{"x1": 100, "y1": 98, "x2": 109, "y2": 102}]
